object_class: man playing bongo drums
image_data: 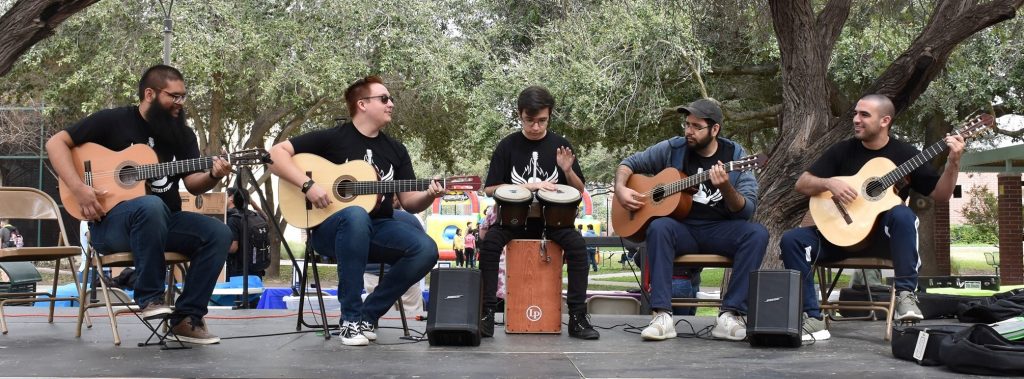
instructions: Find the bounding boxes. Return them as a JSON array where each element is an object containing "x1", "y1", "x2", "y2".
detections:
[{"x1": 477, "y1": 85, "x2": 599, "y2": 340}]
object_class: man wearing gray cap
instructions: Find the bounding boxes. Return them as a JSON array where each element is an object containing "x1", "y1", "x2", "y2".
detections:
[{"x1": 614, "y1": 98, "x2": 767, "y2": 341}]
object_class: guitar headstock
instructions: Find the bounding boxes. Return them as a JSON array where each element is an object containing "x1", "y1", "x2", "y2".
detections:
[
  {"x1": 955, "y1": 113, "x2": 995, "y2": 140},
  {"x1": 445, "y1": 175, "x2": 483, "y2": 191},
  {"x1": 227, "y1": 148, "x2": 271, "y2": 166},
  {"x1": 727, "y1": 154, "x2": 767, "y2": 172}
]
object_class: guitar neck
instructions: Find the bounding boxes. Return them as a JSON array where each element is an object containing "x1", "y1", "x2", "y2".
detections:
[
  {"x1": 878, "y1": 140, "x2": 947, "y2": 190},
  {"x1": 134, "y1": 155, "x2": 223, "y2": 180},
  {"x1": 657, "y1": 162, "x2": 737, "y2": 197},
  {"x1": 339, "y1": 178, "x2": 441, "y2": 195}
]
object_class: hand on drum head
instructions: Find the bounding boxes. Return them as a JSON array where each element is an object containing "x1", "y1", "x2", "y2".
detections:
[{"x1": 528, "y1": 181, "x2": 559, "y2": 192}]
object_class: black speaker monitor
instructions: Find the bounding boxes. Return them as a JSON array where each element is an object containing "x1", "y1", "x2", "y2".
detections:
[
  {"x1": 747, "y1": 269, "x2": 802, "y2": 348},
  {"x1": 426, "y1": 268, "x2": 482, "y2": 346}
]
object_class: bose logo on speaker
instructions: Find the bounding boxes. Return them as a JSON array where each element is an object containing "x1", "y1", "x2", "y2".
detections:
[
  {"x1": 764, "y1": 297, "x2": 781, "y2": 303},
  {"x1": 445, "y1": 295, "x2": 463, "y2": 299}
]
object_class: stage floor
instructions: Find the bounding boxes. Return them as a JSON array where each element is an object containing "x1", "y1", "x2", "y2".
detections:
[{"x1": 0, "y1": 308, "x2": 974, "y2": 378}]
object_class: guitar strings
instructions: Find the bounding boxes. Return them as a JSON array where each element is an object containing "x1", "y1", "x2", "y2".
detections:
[{"x1": 81, "y1": 155, "x2": 231, "y2": 179}]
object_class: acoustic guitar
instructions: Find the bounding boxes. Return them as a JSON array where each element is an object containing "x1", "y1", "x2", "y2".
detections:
[
  {"x1": 278, "y1": 154, "x2": 482, "y2": 228},
  {"x1": 810, "y1": 114, "x2": 995, "y2": 248},
  {"x1": 58, "y1": 143, "x2": 269, "y2": 221},
  {"x1": 611, "y1": 154, "x2": 765, "y2": 242}
]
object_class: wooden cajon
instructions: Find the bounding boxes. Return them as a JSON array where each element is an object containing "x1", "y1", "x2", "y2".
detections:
[{"x1": 504, "y1": 239, "x2": 563, "y2": 333}]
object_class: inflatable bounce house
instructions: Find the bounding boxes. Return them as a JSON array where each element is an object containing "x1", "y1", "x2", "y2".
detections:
[{"x1": 426, "y1": 189, "x2": 600, "y2": 262}]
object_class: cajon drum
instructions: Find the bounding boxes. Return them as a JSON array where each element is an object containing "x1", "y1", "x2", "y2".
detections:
[{"x1": 504, "y1": 239, "x2": 563, "y2": 333}]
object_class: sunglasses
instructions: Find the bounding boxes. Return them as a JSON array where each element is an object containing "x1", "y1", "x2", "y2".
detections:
[{"x1": 360, "y1": 95, "x2": 394, "y2": 104}]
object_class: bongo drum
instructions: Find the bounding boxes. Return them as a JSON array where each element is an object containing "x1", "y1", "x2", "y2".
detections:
[
  {"x1": 536, "y1": 184, "x2": 581, "y2": 229},
  {"x1": 493, "y1": 185, "x2": 533, "y2": 228}
]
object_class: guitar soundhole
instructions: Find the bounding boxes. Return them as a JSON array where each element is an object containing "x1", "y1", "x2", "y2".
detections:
[
  {"x1": 336, "y1": 178, "x2": 355, "y2": 200},
  {"x1": 117, "y1": 165, "x2": 137, "y2": 185},
  {"x1": 651, "y1": 186, "x2": 666, "y2": 202},
  {"x1": 865, "y1": 179, "x2": 884, "y2": 198}
]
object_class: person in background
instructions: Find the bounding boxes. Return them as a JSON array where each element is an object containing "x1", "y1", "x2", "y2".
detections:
[
  {"x1": 453, "y1": 228, "x2": 465, "y2": 268},
  {"x1": 584, "y1": 225, "x2": 598, "y2": 272},
  {"x1": 464, "y1": 222, "x2": 477, "y2": 269}
]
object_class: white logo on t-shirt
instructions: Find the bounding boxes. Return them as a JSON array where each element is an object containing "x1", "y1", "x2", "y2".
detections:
[
  {"x1": 692, "y1": 167, "x2": 722, "y2": 206},
  {"x1": 511, "y1": 151, "x2": 558, "y2": 185}
]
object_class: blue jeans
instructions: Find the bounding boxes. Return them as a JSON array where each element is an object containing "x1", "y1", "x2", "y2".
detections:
[
  {"x1": 671, "y1": 273, "x2": 701, "y2": 316},
  {"x1": 780, "y1": 205, "x2": 921, "y2": 319},
  {"x1": 89, "y1": 195, "x2": 231, "y2": 319},
  {"x1": 311, "y1": 207, "x2": 437, "y2": 323},
  {"x1": 645, "y1": 217, "x2": 768, "y2": 315}
]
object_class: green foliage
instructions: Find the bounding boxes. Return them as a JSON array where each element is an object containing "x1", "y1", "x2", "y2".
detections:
[
  {"x1": 951, "y1": 225, "x2": 998, "y2": 245},
  {"x1": 960, "y1": 185, "x2": 999, "y2": 242}
]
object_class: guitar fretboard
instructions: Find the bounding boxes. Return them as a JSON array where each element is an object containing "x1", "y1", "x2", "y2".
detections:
[
  {"x1": 873, "y1": 140, "x2": 948, "y2": 195},
  {"x1": 336, "y1": 179, "x2": 441, "y2": 195},
  {"x1": 648, "y1": 161, "x2": 738, "y2": 197},
  {"x1": 134, "y1": 155, "x2": 226, "y2": 180}
]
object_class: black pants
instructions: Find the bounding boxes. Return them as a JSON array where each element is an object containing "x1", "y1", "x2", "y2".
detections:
[{"x1": 478, "y1": 218, "x2": 589, "y2": 314}]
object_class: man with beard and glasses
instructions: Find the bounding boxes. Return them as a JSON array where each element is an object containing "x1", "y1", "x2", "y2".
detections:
[
  {"x1": 615, "y1": 98, "x2": 767, "y2": 342},
  {"x1": 46, "y1": 64, "x2": 232, "y2": 345},
  {"x1": 778, "y1": 94, "x2": 965, "y2": 341}
]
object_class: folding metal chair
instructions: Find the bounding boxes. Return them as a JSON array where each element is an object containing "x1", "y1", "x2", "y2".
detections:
[
  {"x1": 0, "y1": 187, "x2": 84, "y2": 335},
  {"x1": 815, "y1": 257, "x2": 897, "y2": 341},
  {"x1": 76, "y1": 246, "x2": 190, "y2": 347}
]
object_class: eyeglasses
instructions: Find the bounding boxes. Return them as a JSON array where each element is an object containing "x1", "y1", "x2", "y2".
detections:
[
  {"x1": 683, "y1": 122, "x2": 710, "y2": 131},
  {"x1": 360, "y1": 95, "x2": 394, "y2": 104},
  {"x1": 521, "y1": 117, "x2": 549, "y2": 127},
  {"x1": 160, "y1": 89, "x2": 188, "y2": 104}
]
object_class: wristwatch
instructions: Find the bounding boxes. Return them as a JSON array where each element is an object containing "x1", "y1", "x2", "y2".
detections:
[{"x1": 301, "y1": 179, "x2": 316, "y2": 194}]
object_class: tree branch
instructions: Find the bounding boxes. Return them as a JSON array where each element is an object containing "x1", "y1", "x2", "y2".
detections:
[
  {"x1": 0, "y1": 0, "x2": 100, "y2": 76},
  {"x1": 710, "y1": 63, "x2": 779, "y2": 76},
  {"x1": 727, "y1": 104, "x2": 782, "y2": 122}
]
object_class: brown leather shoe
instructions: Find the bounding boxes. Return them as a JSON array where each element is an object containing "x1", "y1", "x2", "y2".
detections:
[
  {"x1": 170, "y1": 317, "x2": 220, "y2": 345},
  {"x1": 139, "y1": 300, "x2": 172, "y2": 320}
]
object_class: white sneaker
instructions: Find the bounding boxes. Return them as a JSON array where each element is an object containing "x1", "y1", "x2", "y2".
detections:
[
  {"x1": 801, "y1": 313, "x2": 831, "y2": 341},
  {"x1": 640, "y1": 311, "x2": 677, "y2": 341},
  {"x1": 711, "y1": 311, "x2": 747, "y2": 341},
  {"x1": 339, "y1": 321, "x2": 369, "y2": 346},
  {"x1": 357, "y1": 321, "x2": 378, "y2": 341}
]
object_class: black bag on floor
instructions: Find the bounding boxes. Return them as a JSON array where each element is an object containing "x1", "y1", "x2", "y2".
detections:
[
  {"x1": 891, "y1": 324, "x2": 968, "y2": 366},
  {"x1": 957, "y1": 288, "x2": 1024, "y2": 323},
  {"x1": 940, "y1": 324, "x2": 1024, "y2": 376}
]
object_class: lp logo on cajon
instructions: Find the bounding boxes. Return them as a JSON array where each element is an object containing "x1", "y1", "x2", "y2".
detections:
[{"x1": 526, "y1": 305, "x2": 543, "y2": 322}]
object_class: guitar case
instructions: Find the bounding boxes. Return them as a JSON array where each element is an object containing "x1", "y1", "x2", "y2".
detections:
[{"x1": 838, "y1": 286, "x2": 985, "y2": 319}]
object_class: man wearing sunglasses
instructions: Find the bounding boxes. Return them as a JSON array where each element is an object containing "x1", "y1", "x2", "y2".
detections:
[
  {"x1": 268, "y1": 76, "x2": 441, "y2": 346},
  {"x1": 477, "y1": 85, "x2": 600, "y2": 340},
  {"x1": 47, "y1": 64, "x2": 232, "y2": 345},
  {"x1": 615, "y1": 98, "x2": 768, "y2": 342}
]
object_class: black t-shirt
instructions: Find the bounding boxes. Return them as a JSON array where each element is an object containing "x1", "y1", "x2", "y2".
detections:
[
  {"x1": 289, "y1": 122, "x2": 414, "y2": 219},
  {"x1": 65, "y1": 106, "x2": 199, "y2": 212},
  {"x1": 682, "y1": 139, "x2": 735, "y2": 220},
  {"x1": 807, "y1": 137, "x2": 940, "y2": 200},
  {"x1": 485, "y1": 131, "x2": 585, "y2": 187}
]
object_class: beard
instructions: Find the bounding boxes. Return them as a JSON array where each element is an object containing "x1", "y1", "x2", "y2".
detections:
[
  {"x1": 687, "y1": 133, "x2": 714, "y2": 150},
  {"x1": 144, "y1": 102, "x2": 189, "y2": 147}
]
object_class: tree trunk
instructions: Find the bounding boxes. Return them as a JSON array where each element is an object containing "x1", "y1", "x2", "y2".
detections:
[
  {"x1": 757, "y1": 0, "x2": 1024, "y2": 268},
  {"x1": 0, "y1": 0, "x2": 99, "y2": 76},
  {"x1": 757, "y1": 0, "x2": 852, "y2": 268}
]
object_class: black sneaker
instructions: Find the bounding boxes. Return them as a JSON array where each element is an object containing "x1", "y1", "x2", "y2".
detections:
[
  {"x1": 568, "y1": 312, "x2": 600, "y2": 340},
  {"x1": 480, "y1": 307, "x2": 495, "y2": 338}
]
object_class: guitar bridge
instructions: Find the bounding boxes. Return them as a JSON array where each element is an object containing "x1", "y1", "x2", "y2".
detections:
[{"x1": 832, "y1": 197, "x2": 853, "y2": 225}]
